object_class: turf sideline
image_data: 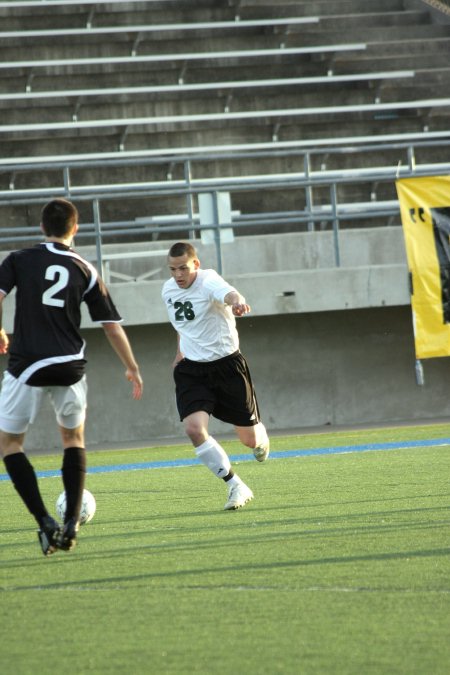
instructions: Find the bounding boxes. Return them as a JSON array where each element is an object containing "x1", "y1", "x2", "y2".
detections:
[{"x1": 1, "y1": 436, "x2": 449, "y2": 481}]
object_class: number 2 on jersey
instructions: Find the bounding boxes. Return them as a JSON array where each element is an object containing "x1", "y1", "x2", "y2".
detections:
[{"x1": 42, "y1": 265, "x2": 69, "y2": 308}]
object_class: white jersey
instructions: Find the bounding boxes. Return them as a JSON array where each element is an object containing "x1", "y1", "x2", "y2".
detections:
[{"x1": 162, "y1": 268, "x2": 239, "y2": 362}]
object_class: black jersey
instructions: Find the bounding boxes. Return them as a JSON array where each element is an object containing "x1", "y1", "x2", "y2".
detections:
[{"x1": 0, "y1": 242, "x2": 122, "y2": 386}]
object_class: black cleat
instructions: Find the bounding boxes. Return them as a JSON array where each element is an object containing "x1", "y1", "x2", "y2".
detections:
[
  {"x1": 37, "y1": 516, "x2": 61, "y2": 556},
  {"x1": 56, "y1": 517, "x2": 79, "y2": 551}
]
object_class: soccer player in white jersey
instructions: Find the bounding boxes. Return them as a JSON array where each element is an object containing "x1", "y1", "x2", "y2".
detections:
[
  {"x1": 162, "y1": 241, "x2": 269, "y2": 510},
  {"x1": 0, "y1": 198, "x2": 143, "y2": 555}
]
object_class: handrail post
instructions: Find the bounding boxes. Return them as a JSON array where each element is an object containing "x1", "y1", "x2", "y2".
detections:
[
  {"x1": 304, "y1": 153, "x2": 315, "y2": 232},
  {"x1": 63, "y1": 166, "x2": 71, "y2": 198},
  {"x1": 212, "y1": 190, "x2": 223, "y2": 275},
  {"x1": 330, "y1": 183, "x2": 341, "y2": 267},
  {"x1": 184, "y1": 160, "x2": 196, "y2": 239},
  {"x1": 93, "y1": 198, "x2": 104, "y2": 278},
  {"x1": 407, "y1": 145, "x2": 416, "y2": 173}
]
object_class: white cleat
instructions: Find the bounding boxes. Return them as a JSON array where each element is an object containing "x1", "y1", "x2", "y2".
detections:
[
  {"x1": 224, "y1": 482, "x2": 254, "y2": 510},
  {"x1": 253, "y1": 441, "x2": 270, "y2": 462}
]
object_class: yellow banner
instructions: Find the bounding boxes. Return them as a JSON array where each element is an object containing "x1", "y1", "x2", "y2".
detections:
[{"x1": 396, "y1": 175, "x2": 450, "y2": 359}]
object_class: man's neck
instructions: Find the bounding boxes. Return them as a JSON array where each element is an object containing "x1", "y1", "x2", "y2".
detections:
[{"x1": 44, "y1": 236, "x2": 72, "y2": 247}]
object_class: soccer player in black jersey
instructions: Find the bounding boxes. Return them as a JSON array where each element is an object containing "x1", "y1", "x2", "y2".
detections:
[{"x1": 0, "y1": 198, "x2": 143, "y2": 555}]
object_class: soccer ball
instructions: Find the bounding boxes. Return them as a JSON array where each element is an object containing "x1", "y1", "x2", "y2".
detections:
[{"x1": 56, "y1": 488, "x2": 96, "y2": 525}]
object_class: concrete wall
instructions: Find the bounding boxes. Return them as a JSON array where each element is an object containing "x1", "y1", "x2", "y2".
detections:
[
  {"x1": 74, "y1": 226, "x2": 407, "y2": 285},
  {"x1": 17, "y1": 307, "x2": 450, "y2": 453},
  {"x1": 2, "y1": 226, "x2": 449, "y2": 452}
]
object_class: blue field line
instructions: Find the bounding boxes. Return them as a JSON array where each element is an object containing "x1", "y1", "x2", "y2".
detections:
[{"x1": 0, "y1": 436, "x2": 449, "y2": 482}]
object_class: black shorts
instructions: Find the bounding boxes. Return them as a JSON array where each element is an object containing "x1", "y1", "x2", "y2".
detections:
[{"x1": 173, "y1": 351, "x2": 261, "y2": 427}]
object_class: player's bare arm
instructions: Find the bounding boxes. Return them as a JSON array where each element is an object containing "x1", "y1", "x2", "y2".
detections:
[
  {"x1": 224, "y1": 290, "x2": 251, "y2": 317},
  {"x1": 0, "y1": 293, "x2": 9, "y2": 354},
  {"x1": 101, "y1": 322, "x2": 143, "y2": 400}
]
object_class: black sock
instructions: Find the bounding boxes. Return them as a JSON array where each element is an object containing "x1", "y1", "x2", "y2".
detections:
[
  {"x1": 3, "y1": 453, "x2": 48, "y2": 526},
  {"x1": 223, "y1": 470, "x2": 235, "y2": 482},
  {"x1": 61, "y1": 447, "x2": 86, "y2": 523}
]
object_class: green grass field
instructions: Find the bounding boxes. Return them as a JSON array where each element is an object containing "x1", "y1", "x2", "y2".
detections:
[{"x1": 1, "y1": 424, "x2": 449, "y2": 674}]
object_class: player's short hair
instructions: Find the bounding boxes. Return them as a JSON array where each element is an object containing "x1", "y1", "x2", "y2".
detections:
[
  {"x1": 168, "y1": 241, "x2": 197, "y2": 260},
  {"x1": 41, "y1": 198, "x2": 78, "y2": 238}
]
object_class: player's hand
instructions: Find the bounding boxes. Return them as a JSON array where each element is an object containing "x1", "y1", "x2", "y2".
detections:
[
  {"x1": 126, "y1": 368, "x2": 143, "y2": 400},
  {"x1": 231, "y1": 302, "x2": 251, "y2": 317},
  {"x1": 0, "y1": 328, "x2": 9, "y2": 354}
]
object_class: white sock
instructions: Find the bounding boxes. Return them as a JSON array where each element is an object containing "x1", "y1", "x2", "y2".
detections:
[
  {"x1": 254, "y1": 422, "x2": 269, "y2": 449},
  {"x1": 195, "y1": 436, "x2": 231, "y2": 480}
]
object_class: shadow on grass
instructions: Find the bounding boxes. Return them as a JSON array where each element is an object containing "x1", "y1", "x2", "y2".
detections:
[
  {"x1": 1, "y1": 498, "x2": 449, "y2": 563},
  {"x1": 3, "y1": 545, "x2": 450, "y2": 592}
]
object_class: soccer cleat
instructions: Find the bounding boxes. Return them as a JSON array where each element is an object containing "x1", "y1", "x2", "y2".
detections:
[
  {"x1": 224, "y1": 482, "x2": 254, "y2": 510},
  {"x1": 37, "y1": 515, "x2": 61, "y2": 556},
  {"x1": 56, "y1": 517, "x2": 79, "y2": 551},
  {"x1": 253, "y1": 441, "x2": 270, "y2": 462}
]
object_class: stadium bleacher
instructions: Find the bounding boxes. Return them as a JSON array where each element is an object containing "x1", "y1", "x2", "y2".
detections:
[{"x1": 0, "y1": 0, "x2": 450, "y2": 246}]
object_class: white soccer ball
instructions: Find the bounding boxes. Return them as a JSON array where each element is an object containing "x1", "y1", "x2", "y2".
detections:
[{"x1": 56, "y1": 488, "x2": 96, "y2": 525}]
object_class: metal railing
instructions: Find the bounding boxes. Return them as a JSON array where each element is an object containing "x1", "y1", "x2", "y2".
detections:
[
  {"x1": 1, "y1": 136, "x2": 450, "y2": 276},
  {"x1": 0, "y1": 16, "x2": 319, "y2": 39}
]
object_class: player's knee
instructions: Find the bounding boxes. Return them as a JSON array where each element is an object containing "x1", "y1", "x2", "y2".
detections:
[
  {"x1": 183, "y1": 411, "x2": 209, "y2": 446},
  {"x1": 185, "y1": 423, "x2": 207, "y2": 446},
  {"x1": 60, "y1": 424, "x2": 85, "y2": 448},
  {"x1": 0, "y1": 431, "x2": 25, "y2": 457}
]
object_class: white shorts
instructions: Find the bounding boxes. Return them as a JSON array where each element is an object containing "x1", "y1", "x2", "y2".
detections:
[{"x1": 0, "y1": 370, "x2": 87, "y2": 434}]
